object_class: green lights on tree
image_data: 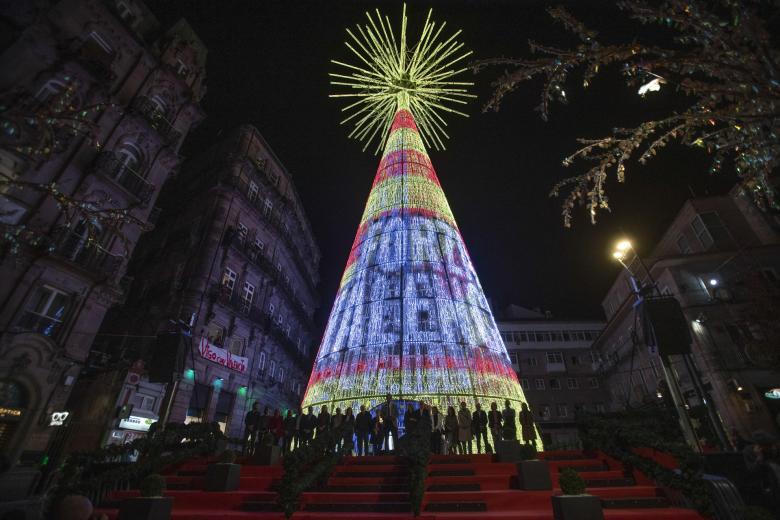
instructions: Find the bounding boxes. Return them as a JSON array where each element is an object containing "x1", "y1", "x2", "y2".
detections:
[{"x1": 330, "y1": 3, "x2": 475, "y2": 153}]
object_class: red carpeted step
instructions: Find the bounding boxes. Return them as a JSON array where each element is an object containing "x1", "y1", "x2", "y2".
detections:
[
  {"x1": 586, "y1": 485, "x2": 665, "y2": 499},
  {"x1": 341, "y1": 455, "x2": 404, "y2": 465},
  {"x1": 103, "y1": 490, "x2": 277, "y2": 510},
  {"x1": 327, "y1": 475, "x2": 408, "y2": 486},
  {"x1": 426, "y1": 474, "x2": 512, "y2": 491},
  {"x1": 430, "y1": 454, "x2": 495, "y2": 464},
  {"x1": 604, "y1": 509, "x2": 704, "y2": 519},
  {"x1": 539, "y1": 450, "x2": 588, "y2": 460},
  {"x1": 301, "y1": 491, "x2": 409, "y2": 504}
]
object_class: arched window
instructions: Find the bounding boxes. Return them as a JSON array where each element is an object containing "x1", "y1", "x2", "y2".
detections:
[
  {"x1": 115, "y1": 141, "x2": 144, "y2": 175},
  {"x1": 35, "y1": 78, "x2": 70, "y2": 103}
]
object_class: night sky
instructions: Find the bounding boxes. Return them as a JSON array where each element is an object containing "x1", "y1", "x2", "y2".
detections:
[{"x1": 150, "y1": 1, "x2": 736, "y2": 325}]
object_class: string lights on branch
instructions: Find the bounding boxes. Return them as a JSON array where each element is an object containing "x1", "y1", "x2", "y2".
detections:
[{"x1": 472, "y1": 1, "x2": 780, "y2": 227}]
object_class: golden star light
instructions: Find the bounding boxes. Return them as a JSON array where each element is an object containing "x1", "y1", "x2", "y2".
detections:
[{"x1": 330, "y1": 4, "x2": 475, "y2": 153}]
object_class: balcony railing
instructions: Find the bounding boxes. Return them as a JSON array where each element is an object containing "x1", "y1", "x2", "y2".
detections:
[
  {"x1": 51, "y1": 228, "x2": 123, "y2": 278},
  {"x1": 16, "y1": 311, "x2": 64, "y2": 338},
  {"x1": 131, "y1": 96, "x2": 182, "y2": 146},
  {"x1": 91, "y1": 151, "x2": 155, "y2": 202}
]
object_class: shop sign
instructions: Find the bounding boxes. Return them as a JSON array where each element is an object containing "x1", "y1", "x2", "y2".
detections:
[
  {"x1": 765, "y1": 388, "x2": 780, "y2": 400},
  {"x1": 118, "y1": 415, "x2": 157, "y2": 432},
  {"x1": 198, "y1": 337, "x2": 248, "y2": 374},
  {"x1": 49, "y1": 411, "x2": 69, "y2": 426},
  {"x1": 0, "y1": 407, "x2": 22, "y2": 419}
]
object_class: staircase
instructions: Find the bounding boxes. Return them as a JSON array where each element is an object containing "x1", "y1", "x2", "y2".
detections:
[{"x1": 96, "y1": 450, "x2": 707, "y2": 519}]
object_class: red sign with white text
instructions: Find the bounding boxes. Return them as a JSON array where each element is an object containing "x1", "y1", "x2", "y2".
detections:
[{"x1": 199, "y1": 337, "x2": 248, "y2": 374}]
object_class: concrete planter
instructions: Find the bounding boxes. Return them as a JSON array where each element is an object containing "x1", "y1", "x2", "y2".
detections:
[
  {"x1": 205, "y1": 463, "x2": 241, "y2": 492},
  {"x1": 551, "y1": 494, "x2": 604, "y2": 520},
  {"x1": 251, "y1": 445, "x2": 281, "y2": 465},
  {"x1": 516, "y1": 460, "x2": 552, "y2": 490},
  {"x1": 118, "y1": 497, "x2": 173, "y2": 520},
  {"x1": 495, "y1": 439, "x2": 522, "y2": 463}
]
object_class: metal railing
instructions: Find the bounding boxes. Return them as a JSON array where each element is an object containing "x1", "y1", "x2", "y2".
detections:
[
  {"x1": 51, "y1": 228, "x2": 123, "y2": 278},
  {"x1": 91, "y1": 151, "x2": 155, "y2": 202},
  {"x1": 16, "y1": 311, "x2": 65, "y2": 338},
  {"x1": 131, "y1": 96, "x2": 182, "y2": 146}
]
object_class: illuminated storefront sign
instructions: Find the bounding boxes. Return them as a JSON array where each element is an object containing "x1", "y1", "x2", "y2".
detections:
[
  {"x1": 199, "y1": 337, "x2": 248, "y2": 374},
  {"x1": 0, "y1": 407, "x2": 22, "y2": 419},
  {"x1": 765, "y1": 388, "x2": 780, "y2": 400},
  {"x1": 118, "y1": 415, "x2": 157, "y2": 432},
  {"x1": 49, "y1": 411, "x2": 69, "y2": 426}
]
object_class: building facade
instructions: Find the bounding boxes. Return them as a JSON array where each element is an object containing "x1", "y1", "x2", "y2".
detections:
[
  {"x1": 0, "y1": 0, "x2": 206, "y2": 499},
  {"x1": 497, "y1": 305, "x2": 607, "y2": 449},
  {"x1": 593, "y1": 190, "x2": 780, "y2": 448},
  {"x1": 70, "y1": 125, "x2": 321, "y2": 449}
]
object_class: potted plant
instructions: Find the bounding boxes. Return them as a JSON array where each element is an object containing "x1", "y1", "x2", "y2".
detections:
[
  {"x1": 551, "y1": 468, "x2": 603, "y2": 520},
  {"x1": 118, "y1": 474, "x2": 173, "y2": 520},
  {"x1": 515, "y1": 444, "x2": 552, "y2": 490},
  {"x1": 205, "y1": 449, "x2": 242, "y2": 491},
  {"x1": 251, "y1": 431, "x2": 281, "y2": 465}
]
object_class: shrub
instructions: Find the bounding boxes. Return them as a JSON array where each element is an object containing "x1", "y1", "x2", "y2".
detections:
[
  {"x1": 139, "y1": 474, "x2": 166, "y2": 497},
  {"x1": 558, "y1": 468, "x2": 586, "y2": 495},
  {"x1": 742, "y1": 506, "x2": 776, "y2": 520}
]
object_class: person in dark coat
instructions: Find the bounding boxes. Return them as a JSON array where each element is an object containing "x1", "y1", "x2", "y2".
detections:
[
  {"x1": 404, "y1": 403, "x2": 420, "y2": 435},
  {"x1": 520, "y1": 402, "x2": 537, "y2": 446},
  {"x1": 300, "y1": 406, "x2": 317, "y2": 446},
  {"x1": 381, "y1": 394, "x2": 398, "y2": 451},
  {"x1": 355, "y1": 405, "x2": 373, "y2": 456},
  {"x1": 342, "y1": 407, "x2": 356, "y2": 454},
  {"x1": 244, "y1": 402, "x2": 261, "y2": 455},
  {"x1": 430, "y1": 405, "x2": 444, "y2": 455},
  {"x1": 283, "y1": 409, "x2": 296, "y2": 452},
  {"x1": 317, "y1": 405, "x2": 331, "y2": 440},
  {"x1": 488, "y1": 401, "x2": 503, "y2": 448},
  {"x1": 502, "y1": 399, "x2": 517, "y2": 440},
  {"x1": 270, "y1": 409, "x2": 284, "y2": 446},
  {"x1": 372, "y1": 410, "x2": 386, "y2": 455},
  {"x1": 258, "y1": 406, "x2": 271, "y2": 444},
  {"x1": 472, "y1": 402, "x2": 489, "y2": 454}
]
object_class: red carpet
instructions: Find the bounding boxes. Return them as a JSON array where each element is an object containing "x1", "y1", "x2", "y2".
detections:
[{"x1": 95, "y1": 450, "x2": 705, "y2": 519}]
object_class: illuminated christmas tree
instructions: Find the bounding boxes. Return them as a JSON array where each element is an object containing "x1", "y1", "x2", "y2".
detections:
[{"x1": 302, "y1": 5, "x2": 532, "y2": 418}]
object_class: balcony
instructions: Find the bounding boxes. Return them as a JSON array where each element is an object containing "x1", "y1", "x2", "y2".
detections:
[
  {"x1": 51, "y1": 228, "x2": 123, "y2": 278},
  {"x1": 546, "y1": 362, "x2": 567, "y2": 373},
  {"x1": 131, "y1": 96, "x2": 182, "y2": 146},
  {"x1": 91, "y1": 151, "x2": 155, "y2": 202},
  {"x1": 210, "y1": 283, "x2": 253, "y2": 316}
]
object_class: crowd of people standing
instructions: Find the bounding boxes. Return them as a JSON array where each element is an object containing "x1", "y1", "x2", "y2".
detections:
[{"x1": 244, "y1": 394, "x2": 538, "y2": 456}]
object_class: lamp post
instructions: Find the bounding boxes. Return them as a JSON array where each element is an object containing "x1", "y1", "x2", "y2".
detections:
[{"x1": 610, "y1": 239, "x2": 701, "y2": 451}]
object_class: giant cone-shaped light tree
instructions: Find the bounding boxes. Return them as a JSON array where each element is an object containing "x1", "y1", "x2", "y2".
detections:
[{"x1": 302, "y1": 5, "x2": 531, "y2": 416}]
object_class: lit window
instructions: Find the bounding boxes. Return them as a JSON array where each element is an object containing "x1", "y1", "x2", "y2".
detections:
[
  {"x1": 546, "y1": 351, "x2": 564, "y2": 364},
  {"x1": 207, "y1": 323, "x2": 225, "y2": 346},
  {"x1": 241, "y1": 282, "x2": 254, "y2": 314},
  {"x1": 221, "y1": 268, "x2": 237, "y2": 295},
  {"x1": 18, "y1": 285, "x2": 71, "y2": 337}
]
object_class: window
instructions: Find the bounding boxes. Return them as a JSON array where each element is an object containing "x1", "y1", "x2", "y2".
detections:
[
  {"x1": 207, "y1": 323, "x2": 225, "y2": 346},
  {"x1": 267, "y1": 169, "x2": 280, "y2": 186},
  {"x1": 237, "y1": 222, "x2": 248, "y2": 244},
  {"x1": 264, "y1": 198, "x2": 273, "y2": 217},
  {"x1": 276, "y1": 261, "x2": 282, "y2": 272},
  {"x1": 546, "y1": 351, "x2": 564, "y2": 364},
  {"x1": 677, "y1": 234, "x2": 692, "y2": 254},
  {"x1": 248, "y1": 181, "x2": 260, "y2": 202},
  {"x1": 35, "y1": 78, "x2": 70, "y2": 103},
  {"x1": 269, "y1": 360, "x2": 276, "y2": 380},
  {"x1": 567, "y1": 378, "x2": 579, "y2": 389},
  {"x1": 175, "y1": 58, "x2": 189, "y2": 77},
  {"x1": 269, "y1": 302, "x2": 275, "y2": 315},
  {"x1": 540, "y1": 405, "x2": 551, "y2": 420},
  {"x1": 508, "y1": 351, "x2": 519, "y2": 365},
  {"x1": 221, "y1": 268, "x2": 237, "y2": 296},
  {"x1": 570, "y1": 355, "x2": 579, "y2": 365},
  {"x1": 692, "y1": 212, "x2": 731, "y2": 250},
  {"x1": 556, "y1": 404, "x2": 568, "y2": 418},
  {"x1": 254, "y1": 237, "x2": 265, "y2": 253},
  {"x1": 527, "y1": 357, "x2": 538, "y2": 367},
  {"x1": 588, "y1": 377, "x2": 599, "y2": 389},
  {"x1": 534, "y1": 379, "x2": 545, "y2": 390},
  {"x1": 116, "y1": 1, "x2": 135, "y2": 23},
  {"x1": 19, "y1": 285, "x2": 71, "y2": 337},
  {"x1": 550, "y1": 378, "x2": 561, "y2": 390},
  {"x1": 240, "y1": 281, "x2": 254, "y2": 313},
  {"x1": 229, "y1": 338, "x2": 243, "y2": 355},
  {"x1": 258, "y1": 351, "x2": 267, "y2": 375},
  {"x1": 595, "y1": 403, "x2": 606, "y2": 413},
  {"x1": 589, "y1": 351, "x2": 599, "y2": 364},
  {"x1": 137, "y1": 395, "x2": 155, "y2": 411},
  {"x1": 562, "y1": 331, "x2": 571, "y2": 341},
  {"x1": 278, "y1": 366, "x2": 285, "y2": 383},
  {"x1": 521, "y1": 379, "x2": 530, "y2": 390}
]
